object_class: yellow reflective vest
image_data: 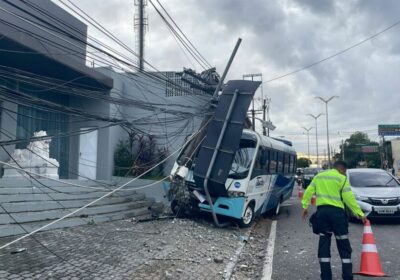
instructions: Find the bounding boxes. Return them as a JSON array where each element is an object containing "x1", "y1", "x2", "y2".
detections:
[{"x1": 301, "y1": 169, "x2": 364, "y2": 217}]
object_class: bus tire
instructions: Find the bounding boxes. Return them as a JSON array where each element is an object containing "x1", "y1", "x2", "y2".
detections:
[{"x1": 238, "y1": 204, "x2": 254, "y2": 228}]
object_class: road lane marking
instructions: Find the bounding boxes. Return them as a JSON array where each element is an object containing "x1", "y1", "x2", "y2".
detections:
[{"x1": 261, "y1": 220, "x2": 277, "y2": 280}]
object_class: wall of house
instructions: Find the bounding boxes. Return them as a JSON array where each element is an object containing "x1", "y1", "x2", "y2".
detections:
[
  {"x1": 96, "y1": 68, "x2": 210, "y2": 176},
  {"x1": 0, "y1": 101, "x2": 18, "y2": 172}
]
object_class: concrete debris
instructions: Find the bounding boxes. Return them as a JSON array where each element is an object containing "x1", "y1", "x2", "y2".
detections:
[{"x1": 164, "y1": 270, "x2": 173, "y2": 279}]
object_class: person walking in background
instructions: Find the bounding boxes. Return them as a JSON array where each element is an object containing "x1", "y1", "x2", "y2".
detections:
[{"x1": 301, "y1": 160, "x2": 366, "y2": 280}]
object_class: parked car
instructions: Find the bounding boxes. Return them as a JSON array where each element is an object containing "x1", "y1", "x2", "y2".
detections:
[
  {"x1": 347, "y1": 168, "x2": 400, "y2": 219},
  {"x1": 301, "y1": 167, "x2": 323, "y2": 188}
]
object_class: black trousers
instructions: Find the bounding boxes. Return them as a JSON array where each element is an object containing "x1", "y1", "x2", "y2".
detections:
[{"x1": 316, "y1": 205, "x2": 353, "y2": 280}]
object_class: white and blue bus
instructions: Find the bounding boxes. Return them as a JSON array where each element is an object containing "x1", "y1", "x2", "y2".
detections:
[{"x1": 169, "y1": 129, "x2": 297, "y2": 227}]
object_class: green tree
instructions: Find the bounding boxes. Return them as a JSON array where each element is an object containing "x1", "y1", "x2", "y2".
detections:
[
  {"x1": 113, "y1": 140, "x2": 133, "y2": 176},
  {"x1": 297, "y1": 157, "x2": 312, "y2": 168},
  {"x1": 340, "y1": 132, "x2": 381, "y2": 168}
]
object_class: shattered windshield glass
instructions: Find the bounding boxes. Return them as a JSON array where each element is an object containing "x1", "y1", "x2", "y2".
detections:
[{"x1": 228, "y1": 139, "x2": 256, "y2": 179}]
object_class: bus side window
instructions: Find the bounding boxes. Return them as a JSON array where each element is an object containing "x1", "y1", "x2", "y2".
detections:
[
  {"x1": 289, "y1": 155, "x2": 295, "y2": 173},
  {"x1": 277, "y1": 152, "x2": 284, "y2": 173},
  {"x1": 269, "y1": 150, "x2": 277, "y2": 174},
  {"x1": 252, "y1": 147, "x2": 266, "y2": 178},
  {"x1": 260, "y1": 147, "x2": 269, "y2": 170},
  {"x1": 251, "y1": 146, "x2": 263, "y2": 179},
  {"x1": 284, "y1": 153, "x2": 290, "y2": 174}
]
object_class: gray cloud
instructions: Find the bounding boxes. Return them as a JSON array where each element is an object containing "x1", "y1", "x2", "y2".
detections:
[{"x1": 62, "y1": 0, "x2": 400, "y2": 155}]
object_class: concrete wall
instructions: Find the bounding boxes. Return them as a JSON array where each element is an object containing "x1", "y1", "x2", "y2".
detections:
[
  {"x1": 68, "y1": 94, "x2": 114, "y2": 180},
  {"x1": 96, "y1": 68, "x2": 210, "y2": 177},
  {"x1": 0, "y1": 101, "x2": 18, "y2": 172}
]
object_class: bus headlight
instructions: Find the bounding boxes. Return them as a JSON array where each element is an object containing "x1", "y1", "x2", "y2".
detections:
[{"x1": 228, "y1": 191, "x2": 245, "y2": 197}]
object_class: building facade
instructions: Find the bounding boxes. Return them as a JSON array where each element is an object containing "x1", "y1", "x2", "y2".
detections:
[{"x1": 0, "y1": 0, "x2": 211, "y2": 181}]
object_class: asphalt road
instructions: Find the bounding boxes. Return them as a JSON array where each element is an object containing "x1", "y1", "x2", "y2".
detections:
[{"x1": 270, "y1": 186, "x2": 400, "y2": 280}]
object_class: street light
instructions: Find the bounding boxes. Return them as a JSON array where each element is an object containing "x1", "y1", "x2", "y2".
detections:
[
  {"x1": 302, "y1": 127, "x2": 313, "y2": 160},
  {"x1": 315, "y1": 96, "x2": 339, "y2": 168},
  {"x1": 307, "y1": 113, "x2": 324, "y2": 167}
]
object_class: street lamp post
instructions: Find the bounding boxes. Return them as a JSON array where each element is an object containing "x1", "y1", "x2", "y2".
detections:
[
  {"x1": 302, "y1": 127, "x2": 313, "y2": 160},
  {"x1": 315, "y1": 96, "x2": 339, "y2": 168},
  {"x1": 307, "y1": 113, "x2": 324, "y2": 167}
]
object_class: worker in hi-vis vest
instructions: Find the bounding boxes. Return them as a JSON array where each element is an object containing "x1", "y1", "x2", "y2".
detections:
[{"x1": 301, "y1": 161, "x2": 366, "y2": 280}]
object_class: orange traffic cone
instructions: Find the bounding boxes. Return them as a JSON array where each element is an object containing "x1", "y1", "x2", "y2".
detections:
[
  {"x1": 298, "y1": 190, "x2": 304, "y2": 199},
  {"x1": 354, "y1": 219, "x2": 387, "y2": 277},
  {"x1": 311, "y1": 195, "x2": 316, "y2": 205}
]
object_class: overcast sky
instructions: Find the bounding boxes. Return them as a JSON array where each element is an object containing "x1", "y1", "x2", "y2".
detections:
[{"x1": 59, "y1": 0, "x2": 400, "y2": 156}]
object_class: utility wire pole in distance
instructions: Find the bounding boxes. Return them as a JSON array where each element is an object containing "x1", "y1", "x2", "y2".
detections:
[
  {"x1": 315, "y1": 96, "x2": 339, "y2": 168},
  {"x1": 243, "y1": 73, "x2": 262, "y2": 132},
  {"x1": 302, "y1": 126, "x2": 313, "y2": 160},
  {"x1": 307, "y1": 113, "x2": 324, "y2": 167}
]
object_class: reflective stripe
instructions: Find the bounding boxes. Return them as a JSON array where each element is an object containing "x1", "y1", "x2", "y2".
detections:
[
  {"x1": 310, "y1": 181, "x2": 316, "y2": 188},
  {"x1": 364, "y1": 226, "x2": 373, "y2": 234},
  {"x1": 317, "y1": 175, "x2": 342, "y2": 182},
  {"x1": 319, "y1": 258, "x2": 331, "y2": 263},
  {"x1": 316, "y1": 194, "x2": 342, "y2": 201},
  {"x1": 342, "y1": 187, "x2": 352, "y2": 193},
  {"x1": 320, "y1": 232, "x2": 332, "y2": 237},
  {"x1": 335, "y1": 235, "x2": 348, "y2": 240},
  {"x1": 362, "y1": 244, "x2": 378, "y2": 253},
  {"x1": 342, "y1": 258, "x2": 352, "y2": 264}
]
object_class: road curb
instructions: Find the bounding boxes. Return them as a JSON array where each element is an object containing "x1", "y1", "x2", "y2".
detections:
[{"x1": 223, "y1": 223, "x2": 255, "y2": 280}]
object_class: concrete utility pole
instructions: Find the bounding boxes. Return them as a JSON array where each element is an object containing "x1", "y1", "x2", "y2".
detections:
[
  {"x1": 302, "y1": 127, "x2": 313, "y2": 160},
  {"x1": 243, "y1": 73, "x2": 263, "y2": 132},
  {"x1": 134, "y1": 0, "x2": 148, "y2": 71},
  {"x1": 307, "y1": 113, "x2": 324, "y2": 167},
  {"x1": 315, "y1": 96, "x2": 338, "y2": 168}
]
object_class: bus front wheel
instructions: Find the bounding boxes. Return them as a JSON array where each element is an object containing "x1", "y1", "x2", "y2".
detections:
[{"x1": 238, "y1": 204, "x2": 254, "y2": 228}]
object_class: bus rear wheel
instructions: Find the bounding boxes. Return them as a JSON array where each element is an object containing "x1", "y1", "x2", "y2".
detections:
[{"x1": 238, "y1": 204, "x2": 254, "y2": 228}]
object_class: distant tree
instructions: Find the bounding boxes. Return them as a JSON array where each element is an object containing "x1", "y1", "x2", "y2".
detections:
[
  {"x1": 340, "y1": 132, "x2": 381, "y2": 168},
  {"x1": 297, "y1": 157, "x2": 312, "y2": 168}
]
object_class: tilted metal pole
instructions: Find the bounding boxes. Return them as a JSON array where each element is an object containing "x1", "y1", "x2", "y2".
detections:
[
  {"x1": 212, "y1": 38, "x2": 242, "y2": 98},
  {"x1": 203, "y1": 90, "x2": 239, "y2": 227}
]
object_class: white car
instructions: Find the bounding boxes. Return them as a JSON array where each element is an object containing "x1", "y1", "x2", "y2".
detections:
[{"x1": 347, "y1": 168, "x2": 400, "y2": 219}]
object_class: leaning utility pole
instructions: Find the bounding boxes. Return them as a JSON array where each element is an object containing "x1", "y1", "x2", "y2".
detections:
[
  {"x1": 134, "y1": 0, "x2": 148, "y2": 71},
  {"x1": 243, "y1": 73, "x2": 263, "y2": 132}
]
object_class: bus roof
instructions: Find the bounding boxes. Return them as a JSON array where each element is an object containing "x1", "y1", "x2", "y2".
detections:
[{"x1": 242, "y1": 129, "x2": 296, "y2": 155}]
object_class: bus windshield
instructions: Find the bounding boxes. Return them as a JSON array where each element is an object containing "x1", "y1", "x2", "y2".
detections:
[{"x1": 228, "y1": 139, "x2": 256, "y2": 179}]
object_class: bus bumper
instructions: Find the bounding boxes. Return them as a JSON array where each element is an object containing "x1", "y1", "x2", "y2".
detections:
[{"x1": 198, "y1": 197, "x2": 245, "y2": 219}]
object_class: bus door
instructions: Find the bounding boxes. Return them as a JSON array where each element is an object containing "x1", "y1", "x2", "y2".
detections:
[{"x1": 248, "y1": 146, "x2": 272, "y2": 213}]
